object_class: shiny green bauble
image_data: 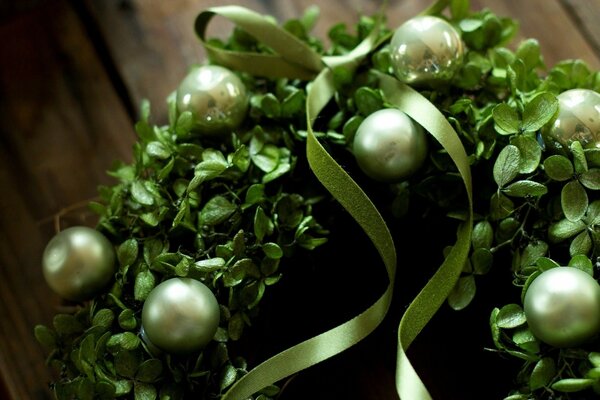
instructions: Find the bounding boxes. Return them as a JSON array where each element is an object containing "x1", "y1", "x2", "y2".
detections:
[
  {"x1": 542, "y1": 89, "x2": 600, "y2": 152},
  {"x1": 141, "y1": 278, "x2": 220, "y2": 353},
  {"x1": 524, "y1": 267, "x2": 600, "y2": 348},
  {"x1": 353, "y1": 108, "x2": 428, "y2": 182},
  {"x1": 390, "y1": 15, "x2": 464, "y2": 86},
  {"x1": 176, "y1": 65, "x2": 248, "y2": 136},
  {"x1": 42, "y1": 226, "x2": 116, "y2": 301}
]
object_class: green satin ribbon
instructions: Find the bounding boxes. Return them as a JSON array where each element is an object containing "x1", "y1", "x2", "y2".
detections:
[
  {"x1": 377, "y1": 73, "x2": 473, "y2": 399},
  {"x1": 195, "y1": 6, "x2": 473, "y2": 400}
]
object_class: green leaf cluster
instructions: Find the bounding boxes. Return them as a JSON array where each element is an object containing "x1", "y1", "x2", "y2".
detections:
[{"x1": 36, "y1": 11, "x2": 333, "y2": 398}]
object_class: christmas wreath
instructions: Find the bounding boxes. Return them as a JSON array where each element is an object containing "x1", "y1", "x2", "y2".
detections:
[{"x1": 34, "y1": 0, "x2": 600, "y2": 398}]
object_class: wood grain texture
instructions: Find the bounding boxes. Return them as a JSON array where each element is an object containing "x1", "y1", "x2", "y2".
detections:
[
  {"x1": 0, "y1": 0, "x2": 135, "y2": 398},
  {"x1": 2, "y1": 0, "x2": 600, "y2": 399},
  {"x1": 562, "y1": 0, "x2": 600, "y2": 62}
]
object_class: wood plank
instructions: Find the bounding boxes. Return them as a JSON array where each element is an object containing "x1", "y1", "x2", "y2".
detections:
[
  {"x1": 473, "y1": 0, "x2": 600, "y2": 69},
  {"x1": 562, "y1": 0, "x2": 600, "y2": 64},
  {"x1": 0, "y1": 1, "x2": 136, "y2": 398}
]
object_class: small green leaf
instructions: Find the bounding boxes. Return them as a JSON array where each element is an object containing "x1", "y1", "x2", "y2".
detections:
[
  {"x1": 562, "y1": 180, "x2": 588, "y2": 222},
  {"x1": 34, "y1": 325, "x2": 57, "y2": 349},
  {"x1": 447, "y1": 275, "x2": 476, "y2": 310},
  {"x1": 580, "y1": 168, "x2": 600, "y2": 190},
  {"x1": 496, "y1": 303, "x2": 526, "y2": 329},
  {"x1": 194, "y1": 160, "x2": 228, "y2": 184},
  {"x1": 521, "y1": 92, "x2": 558, "y2": 132},
  {"x1": 472, "y1": 220, "x2": 493, "y2": 249},
  {"x1": 219, "y1": 363, "x2": 238, "y2": 391},
  {"x1": 570, "y1": 230, "x2": 592, "y2": 256},
  {"x1": 510, "y1": 134, "x2": 542, "y2": 173},
  {"x1": 228, "y1": 312, "x2": 245, "y2": 341},
  {"x1": 175, "y1": 111, "x2": 194, "y2": 137},
  {"x1": 589, "y1": 352, "x2": 600, "y2": 367},
  {"x1": 146, "y1": 141, "x2": 171, "y2": 159},
  {"x1": 490, "y1": 192, "x2": 514, "y2": 220},
  {"x1": 572, "y1": 141, "x2": 589, "y2": 174},
  {"x1": 281, "y1": 90, "x2": 305, "y2": 117},
  {"x1": 530, "y1": 357, "x2": 556, "y2": 391},
  {"x1": 260, "y1": 93, "x2": 281, "y2": 118},
  {"x1": 262, "y1": 242, "x2": 283, "y2": 259},
  {"x1": 516, "y1": 39, "x2": 542, "y2": 70},
  {"x1": 251, "y1": 143, "x2": 280, "y2": 173},
  {"x1": 93, "y1": 309, "x2": 115, "y2": 328},
  {"x1": 118, "y1": 309, "x2": 137, "y2": 331},
  {"x1": 520, "y1": 241, "x2": 548, "y2": 268},
  {"x1": 136, "y1": 359, "x2": 163, "y2": 383},
  {"x1": 134, "y1": 383, "x2": 157, "y2": 400},
  {"x1": 53, "y1": 314, "x2": 84, "y2": 335},
  {"x1": 131, "y1": 181, "x2": 154, "y2": 206},
  {"x1": 552, "y1": 378, "x2": 594, "y2": 393},
  {"x1": 354, "y1": 87, "x2": 383, "y2": 116},
  {"x1": 492, "y1": 103, "x2": 520, "y2": 135},
  {"x1": 199, "y1": 196, "x2": 237, "y2": 226},
  {"x1": 503, "y1": 180, "x2": 547, "y2": 197},
  {"x1": 244, "y1": 184, "x2": 265, "y2": 207},
  {"x1": 544, "y1": 155, "x2": 574, "y2": 181},
  {"x1": 107, "y1": 332, "x2": 140, "y2": 352},
  {"x1": 254, "y1": 206, "x2": 273, "y2": 243},
  {"x1": 118, "y1": 239, "x2": 138, "y2": 268},
  {"x1": 548, "y1": 218, "x2": 587, "y2": 242},
  {"x1": 586, "y1": 200, "x2": 600, "y2": 225},
  {"x1": 134, "y1": 270, "x2": 155, "y2": 301},
  {"x1": 569, "y1": 254, "x2": 594, "y2": 275},
  {"x1": 494, "y1": 145, "x2": 521, "y2": 187},
  {"x1": 194, "y1": 257, "x2": 226, "y2": 272},
  {"x1": 472, "y1": 248, "x2": 493, "y2": 275}
]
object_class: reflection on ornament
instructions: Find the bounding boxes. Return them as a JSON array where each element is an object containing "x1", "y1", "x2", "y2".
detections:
[
  {"x1": 176, "y1": 65, "x2": 248, "y2": 135},
  {"x1": 390, "y1": 16, "x2": 464, "y2": 85},
  {"x1": 353, "y1": 108, "x2": 428, "y2": 182},
  {"x1": 141, "y1": 278, "x2": 220, "y2": 353},
  {"x1": 543, "y1": 89, "x2": 600, "y2": 152},
  {"x1": 524, "y1": 267, "x2": 600, "y2": 348},
  {"x1": 42, "y1": 226, "x2": 116, "y2": 301}
]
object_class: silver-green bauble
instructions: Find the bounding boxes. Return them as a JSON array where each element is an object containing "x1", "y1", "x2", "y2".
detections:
[
  {"x1": 141, "y1": 278, "x2": 220, "y2": 353},
  {"x1": 42, "y1": 226, "x2": 116, "y2": 301},
  {"x1": 176, "y1": 65, "x2": 248, "y2": 136},
  {"x1": 353, "y1": 108, "x2": 428, "y2": 182},
  {"x1": 523, "y1": 267, "x2": 600, "y2": 348},
  {"x1": 543, "y1": 89, "x2": 600, "y2": 152},
  {"x1": 390, "y1": 15, "x2": 464, "y2": 86}
]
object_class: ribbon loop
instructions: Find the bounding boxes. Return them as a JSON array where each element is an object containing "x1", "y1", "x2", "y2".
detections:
[{"x1": 195, "y1": 7, "x2": 324, "y2": 80}]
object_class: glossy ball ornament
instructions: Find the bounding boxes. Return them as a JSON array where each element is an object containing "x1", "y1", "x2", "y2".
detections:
[
  {"x1": 390, "y1": 16, "x2": 464, "y2": 86},
  {"x1": 141, "y1": 278, "x2": 220, "y2": 353},
  {"x1": 353, "y1": 108, "x2": 428, "y2": 182},
  {"x1": 42, "y1": 226, "x2": 116, "y2": 301},
  {"x1": 543, "y1": 89, "x2": 600, "y2": 152},
  {"x1": 523, "y1": 267, "x2": 600, "y2": 348},
  {"x1": 176, "y1": 65, "x2": 248, "y2": 136}
]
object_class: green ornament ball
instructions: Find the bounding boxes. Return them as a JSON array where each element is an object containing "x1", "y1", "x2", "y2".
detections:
[
  {"x1": 141, "y1": 278, "x2": 220, "y2": 353},
  {"x1": 543, "y1": 88, "x2": 600, "y2": 152},
  {"x1": 390, "y1": 15, "x2": 464, "y2": 85},
  {"x1": 176, "y1": 65, "x2": 248, "y2": 136},
  {"x1": 523, "y1": 267, "x2": 600, "y2": 348},
  {"x1": 353, "y1": 108, "x2": 428, "y2": 182},
  {"x1": 42, "y1": 226, "x2": 116, "y2": 301}
]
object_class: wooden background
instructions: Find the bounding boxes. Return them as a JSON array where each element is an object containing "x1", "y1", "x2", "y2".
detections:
[{"x1": 1, "y1": 0, "x2": 600, "y2": 399}]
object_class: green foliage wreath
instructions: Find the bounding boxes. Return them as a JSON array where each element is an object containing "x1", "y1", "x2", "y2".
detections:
[{"x1": 35, "y1": 0, "x2": 600, "y2": 399}]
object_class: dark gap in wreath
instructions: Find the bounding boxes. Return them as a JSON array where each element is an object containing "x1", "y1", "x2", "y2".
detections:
[{"x1": 68, "y1": 0, "x2": 137, "y2": 123}]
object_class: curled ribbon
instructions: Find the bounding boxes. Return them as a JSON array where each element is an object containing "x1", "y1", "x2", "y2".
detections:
[{"x1": 195, "y1": 5, "x2": 473, "y2": 399}]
